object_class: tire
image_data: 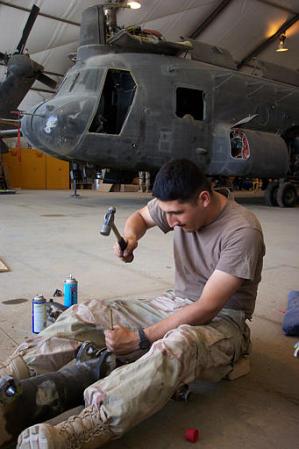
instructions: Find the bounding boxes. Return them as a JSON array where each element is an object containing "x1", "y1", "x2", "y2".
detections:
[
  {"x1": 264, "y1": 181, "x2": 279, "y2": 206},
  {"x1": 276, "y1": 182, "x2": 298, "y2": 208}
]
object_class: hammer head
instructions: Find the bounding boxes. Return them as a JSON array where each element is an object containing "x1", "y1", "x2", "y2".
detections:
[{"x1": 100, "y1": 207, "x2": 116, "y2": 236}]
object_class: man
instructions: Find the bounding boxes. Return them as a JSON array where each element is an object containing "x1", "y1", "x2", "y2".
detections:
[{"x1": 1, "y1": 159, "x2": 265, "y2": 449}]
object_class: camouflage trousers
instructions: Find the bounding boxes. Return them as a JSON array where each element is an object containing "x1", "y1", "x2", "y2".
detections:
[{"x1": 3, "y1": 291, "x2": 250, "y2": 437}]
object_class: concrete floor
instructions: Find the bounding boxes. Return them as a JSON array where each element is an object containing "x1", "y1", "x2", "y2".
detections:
[{"x1": 0, "y1": 189, "x2": 298, "y2": 449}]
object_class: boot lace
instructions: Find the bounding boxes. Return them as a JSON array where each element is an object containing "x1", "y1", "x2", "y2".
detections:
[{"x1": 57, "y1": 405, "x2": 112, "y2": 449}]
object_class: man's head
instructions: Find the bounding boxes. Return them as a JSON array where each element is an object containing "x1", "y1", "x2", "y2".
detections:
[
  {"x1": 152, "y1": 159, "x2": 211, "y2": 202},
  {"x1": 152, "y1": 159, "x2": 215, "y2": 232}
]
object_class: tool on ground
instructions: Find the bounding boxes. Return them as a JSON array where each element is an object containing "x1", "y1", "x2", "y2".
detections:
[
  {"x1": 46, "y1": 299, "x2": 67, "y2": 323},
  {"x1": 184, "y1": 428, "x2": 200, "y2": 443},
  {"x1": 53, "y1": 289, "x2": 63, "y2": 297},
  {"x1": 64, "y1": 274, "x2": 78, "y2": 307},
  {"x1": 32, "y1": 294, "x2": 47, "y2": 334},
  {"x1": 100, "y1": 206, "x2": 133, "y2": 261},
  {"x1": 172, "y1": 383, "x2": 191, "y2": 401}
]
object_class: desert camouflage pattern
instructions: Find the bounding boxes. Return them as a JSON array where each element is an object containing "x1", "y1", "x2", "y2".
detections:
[{"x1": 1, "y1": 291, "x2": 250, "y2": 448}]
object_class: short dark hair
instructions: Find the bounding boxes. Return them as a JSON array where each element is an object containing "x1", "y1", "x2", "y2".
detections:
[{"x1": 152, "y1": 159, "x2": 211, "y2": 202}]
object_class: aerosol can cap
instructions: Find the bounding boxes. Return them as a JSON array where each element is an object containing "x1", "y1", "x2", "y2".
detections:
[
  {"x1": 33, "y1": 294, "x2": 46, "y2": 302},
  {"x1": 64, "y1": 274, "x2": 77, "y2": 284}
]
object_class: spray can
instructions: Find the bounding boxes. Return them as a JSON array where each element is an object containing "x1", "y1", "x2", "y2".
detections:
[
  {"x1": 32, "y1": 294, "x2": 47, "y2": 334},
  {"x1": 64, "y1": 274, "x2": 78, "y2": 307}
]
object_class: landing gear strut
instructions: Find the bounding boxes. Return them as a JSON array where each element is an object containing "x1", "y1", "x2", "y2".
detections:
[{"x1": 70, "y1": 161, "x2": 80, "y2": 198}]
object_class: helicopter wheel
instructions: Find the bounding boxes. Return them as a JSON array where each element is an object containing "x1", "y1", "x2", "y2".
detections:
[
  {"x1": 276, "y1": 182, "x2": 297, "y2": 208},
  {"x1": 264, "y1": 181, "x2": 279, "y2": 206}
]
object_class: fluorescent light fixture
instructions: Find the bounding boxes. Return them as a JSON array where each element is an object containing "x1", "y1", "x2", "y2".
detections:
[
  {"x1": 103, "y1": 1, "x2": 141, "y2": 9},
  {"x1": 276, "y1": 34, "x2": 288, "y2": 52},
  {"x1": 127, "y1": 1, "x2": 141, "y2": 8}
]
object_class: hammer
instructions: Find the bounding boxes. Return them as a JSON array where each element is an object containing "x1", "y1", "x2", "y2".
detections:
[{"x1": 100, "y1": 207, "x2": 134, "y2": 261}]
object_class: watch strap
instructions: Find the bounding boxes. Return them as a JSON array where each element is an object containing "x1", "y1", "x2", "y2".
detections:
[{"x1": 138, "y1": 328, "x2": 151, "y2": 350}]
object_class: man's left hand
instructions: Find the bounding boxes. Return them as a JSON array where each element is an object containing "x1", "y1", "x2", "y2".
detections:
[{"x1": 104, "y1": 325, "x2": 139, "y2": 355}]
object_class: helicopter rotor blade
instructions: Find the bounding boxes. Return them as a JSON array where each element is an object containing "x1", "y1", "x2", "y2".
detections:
[
  {"x1": 0, "y1": 117, "x2": 21, "y2": 128},
  {"x1": 16, "y1": 4, "x2": 40, "y2": 55},
  {"x1": 37, "y1": 73, "x2": 57, "y2": 90}
]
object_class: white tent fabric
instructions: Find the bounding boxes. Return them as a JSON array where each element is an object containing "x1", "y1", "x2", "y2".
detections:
[{"x1": 0, "y1": 0, "x2": 298, "y2": 112}]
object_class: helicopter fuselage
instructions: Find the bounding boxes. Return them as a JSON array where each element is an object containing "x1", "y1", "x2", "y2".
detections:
[{"x1": 21, "y1": 49, "x2": 298, "y2": 178}]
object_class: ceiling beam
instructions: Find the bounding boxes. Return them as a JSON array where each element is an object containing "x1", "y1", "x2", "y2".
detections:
[
  {"x1": 188, "y1": 0, "x2": 232, "y2": 40},
  {"x1": 0, "y1": 1, "x2": 80, "y2": 27},
  {"x1": 237, "y1": 14, "x2": 299, "y2": 69}
]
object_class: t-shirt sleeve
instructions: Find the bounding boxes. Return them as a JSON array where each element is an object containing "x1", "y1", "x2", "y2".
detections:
[
  {"x1": 216, "y1": 227, "x2": 265, "y2": 280},
  {"x1": 147, "y1": 198, "x2": 172, "y2": 233}
]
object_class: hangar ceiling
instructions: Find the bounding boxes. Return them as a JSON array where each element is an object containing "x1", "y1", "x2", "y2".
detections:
[{"x1": 0, "y1": 0, "x2": 298, "y2": 113}]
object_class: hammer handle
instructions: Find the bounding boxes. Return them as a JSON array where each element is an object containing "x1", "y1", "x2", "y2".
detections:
[
  {"x1": 118, "y1": 236, "x2": 128, "y2": 252},
  {"x1": 111, "y1": 223, "x2": 134, "y2": 262},
  {"x1": 118, "y1": 237, "x2": 134, "y2": 262},
  {"x1": 111, "y1": 223, "x2": 122, "y2": 242}
]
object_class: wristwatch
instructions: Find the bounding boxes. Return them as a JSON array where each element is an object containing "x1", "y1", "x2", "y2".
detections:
[{"x1": 138, "y1": 328, "x2": 151, "y2": 350}]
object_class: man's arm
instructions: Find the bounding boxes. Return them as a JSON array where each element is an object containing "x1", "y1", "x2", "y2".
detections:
[
  {"x1": 105, "y1": 269, "x2": 244, "y2": 354},
  {"x1": 144, "y1": 270, "x2": 243, "y2": 342},
  {"x1": 114, "y1": 206, "x2": 156, "y2": 262}
]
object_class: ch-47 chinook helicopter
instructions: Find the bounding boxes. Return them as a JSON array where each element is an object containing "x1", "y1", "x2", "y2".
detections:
[{"x1": 20, "y1": 3, "x2": 299, "y2": 207}]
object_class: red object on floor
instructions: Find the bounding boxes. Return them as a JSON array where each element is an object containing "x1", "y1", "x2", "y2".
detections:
[{"x1": 184, "y1": 428, "x2": 199, "y2": 442}]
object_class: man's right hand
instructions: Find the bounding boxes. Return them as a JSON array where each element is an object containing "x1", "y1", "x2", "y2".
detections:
[
  {"x1": 113, "y1": 206, "x2": 155, "y2": 263},
  {"x1": 113, "y1": 237, "x2": 138, "y2": 263}
]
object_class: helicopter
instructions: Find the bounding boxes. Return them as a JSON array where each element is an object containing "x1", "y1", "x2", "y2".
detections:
[
  {"x1": 19, "y1": 3, "x2": 299, "y2": 207},
  {"x1": 0, "y1": 4, "x2": 56, "y2": 131}
]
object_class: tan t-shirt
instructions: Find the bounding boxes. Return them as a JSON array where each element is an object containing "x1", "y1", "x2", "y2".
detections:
[{"x1": 148, "y1": 198, "x2": 265, "y2": 318}]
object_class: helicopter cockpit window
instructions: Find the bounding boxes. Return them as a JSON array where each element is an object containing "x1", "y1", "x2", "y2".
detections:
[
  {"x1": 89, "y1": 69, "x2": 136, "y2": 134},
  {"x1": 57, "y1": 69, "x2": 101, "y2": 96},
  {"x1": 176, "y1": 88, "x2": 205, "y2": 121},
  {"x1": 56, "y1": 73, "x2": 77, "y2": 95}
]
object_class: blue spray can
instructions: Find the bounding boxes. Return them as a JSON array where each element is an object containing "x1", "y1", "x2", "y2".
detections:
[
  {"x1": 64, "y1": 274, "x2": 78, "y2": 307},
  {"x1": 32, "y1": 294, "x2": 47, "y2": 334}
]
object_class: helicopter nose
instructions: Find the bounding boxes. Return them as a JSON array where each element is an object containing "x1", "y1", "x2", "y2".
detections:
[
  {"x1": 21, "y1": 101, "x2": 62, "y2": 155},
  {"x1": 21, "y1": 96, "x2": 96, "y2": 157},
  {"x1": 21, "y1": 102, "x2": 45, "y2": 149}
]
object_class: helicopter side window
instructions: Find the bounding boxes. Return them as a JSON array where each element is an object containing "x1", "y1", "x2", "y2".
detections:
[
  {"x1": 176, "y1": 87, "x2": 205, "y2": 121},
  {"x1": 74, "y1": 70, "x2": 100, "y2": 93},
  {"x1": 89, "y1": 69, "x2": 136, "y2": 134},
  {"x1": 230, "y1": 130, "x2": 250, "y2": 160}
]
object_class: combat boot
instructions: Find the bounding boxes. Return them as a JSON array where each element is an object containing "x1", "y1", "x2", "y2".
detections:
[
  {"x1": 0, "y1": 355, "x2": 30, "y2": 380},
  {"x1": 17, "y1": 404, "x2": 113, "y2": 449}
]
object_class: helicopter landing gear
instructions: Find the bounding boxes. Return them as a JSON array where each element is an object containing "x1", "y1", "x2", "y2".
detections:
[
  {"x1": 264, "y1": 181, "x2": 279, "y2": 206},
  {"x1": 264, "y1": 180, "x2": 298, "y2": 207},
  {"x1": 276, "y1": 182, "x2": 298, "y2": 208}
]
